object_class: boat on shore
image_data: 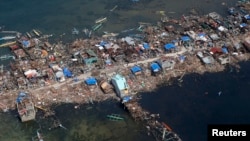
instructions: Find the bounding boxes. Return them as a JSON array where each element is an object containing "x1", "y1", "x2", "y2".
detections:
[
  {"x1": 33, "y1": 29, "x2": 41, "y2": 37},
  {"x1": 16, "y1": 92, "x2": 36, "y2": 122}
]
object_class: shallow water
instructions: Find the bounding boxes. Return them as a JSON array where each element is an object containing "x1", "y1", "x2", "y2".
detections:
[{"x1": 0, "y1": 101, "x2": 154, "y2": 141}]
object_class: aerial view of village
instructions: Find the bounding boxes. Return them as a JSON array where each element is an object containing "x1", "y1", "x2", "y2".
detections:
[{"x1": 1, "y1": 0, "x2": 250, "y2": 140}]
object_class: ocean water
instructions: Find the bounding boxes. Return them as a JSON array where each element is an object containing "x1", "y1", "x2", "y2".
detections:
[
  {"x1": 0, "y1": 0, "x2": 244, "y2": 141},
  {"x1": 140, "y1": 61, "x2": 250, "y2": 141},
  {"x1": 0, "y1": 101, "x2": 154, "y2": 141}
]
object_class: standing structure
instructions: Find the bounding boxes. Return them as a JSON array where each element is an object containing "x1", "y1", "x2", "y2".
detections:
[{"x1": 111, "y1": 74, "x2": 129, "y2": 98}]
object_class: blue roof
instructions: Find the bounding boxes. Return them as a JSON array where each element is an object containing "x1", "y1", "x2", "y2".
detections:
[
  {"x1": 122, "y1": 96, "x2": 133, "y2": 103},
  {"x1": 131, "y1": 66, "x2": 142, "y2": 74},
  {"x1": 16, "y1": 92, "x2": 27, "y2": 103},
  {"x1": 151, "y1": 62, "x2": 161, "y2": 72},
  {"x1": 85, "y1": 77, "x2": 97, "y2": 85},
  {"x1": 240, "y1": 23, "x2": 247, "y2": 28},
  {"x1": 181, "y1": 36, "x2": 191, "y2": 42},
  {"x1": 22, "y1": 40, "x2": 30, "y2": 48},
  {"x1": 198, "y1": 33, "x2": 206, "y2": 37},
  {"x1": 164, "y1": 43, "x2": 176, "y2": 50},
  {"x1": 100, "y1": 41, "x2": 108, "y2": 46},
  {"x1": 112, "y1": 74, "x2": 128, "y2": 90},
  {"x1": 222, "y1": 47, "x2": 228, "y2": 54},
  {"x1": 244, "y1": 14, "x2": 250, "y2": 20},
  {"x1": 143, "y1": 43, "x2": 150, "y2": 49},
  {"x1": 63, "y1": 67, "x2": 73, "y2": 77}
]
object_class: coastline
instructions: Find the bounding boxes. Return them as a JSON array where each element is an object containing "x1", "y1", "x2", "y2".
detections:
[{"x1": 1, "y1": 1, "x2": 250, "y2": 140}]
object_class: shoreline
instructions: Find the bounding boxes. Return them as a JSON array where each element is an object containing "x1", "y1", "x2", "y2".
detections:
[
  {"x1": 0, "y1": 1, "x2": 250, "y2": 112},
  {"x1": 1, "y1": 1, "x2": 250, "y2": 140}
]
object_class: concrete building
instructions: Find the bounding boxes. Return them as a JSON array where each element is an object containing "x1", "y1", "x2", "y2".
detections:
[{"x1": 111, "y1": 74, "x2": 129, "y2": 98}]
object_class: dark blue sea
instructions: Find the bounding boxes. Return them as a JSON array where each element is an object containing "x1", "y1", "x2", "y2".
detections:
[
  {"x1": 1, "y1": 0, "x2": 247, "y2": 141},
  {"x1": 140, "y1": 61, "x2": 250, "y2": 141}
]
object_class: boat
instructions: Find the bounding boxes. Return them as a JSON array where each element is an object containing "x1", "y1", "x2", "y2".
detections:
[
  {"x1": 33, "y1": 29, "x2": 40, "y2": 37},
  {"x1": 0, "y1": 36, "x2": 16, "y2": 41},
  {"x1": 92, "y1": 23, "x2": 103, "y2": 31},
  {"x1": 95, "y1": 17, "x2": 107, "y2": 24},
  {"x1": 162, "y1": 122, "x2": 172, "y2": 131},
  {"x1": 0, "y1": 54, "x2": 15, "y2": 60},
  {"x1": 106, "y1": 114, "x2": 124, "y2": 121},
  {"x1": 110, "y1": 5, "x2": 118, "y2": 12},
  {"x1": 26, "y1": 32, "x2": 32, "y2": 38},
  {"x1": 16, "y1": 92, "x2": 36, "y2": 122},
  {"x1": 0, "y1": 41, "x2": 16, "y2": 48}
]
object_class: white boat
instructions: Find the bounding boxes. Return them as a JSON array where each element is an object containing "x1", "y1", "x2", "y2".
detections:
[
  {"x1": 0, "y1": 54, "x2": 15, "y2": 60},
  {"x1": 95, "y1": 17, "x2": 107, "y2": 24},
  {"x1": 0, "y1": 36, "x2": 16, "y2": 41}
]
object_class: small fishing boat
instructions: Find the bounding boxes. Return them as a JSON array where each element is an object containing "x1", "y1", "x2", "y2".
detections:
[
  {"x1": 110, "y1": 5, "x2": 118, "y2": 12},
  {"x1": 16, "y1": 92, "x2": 36, "y2": 122},
  {"x1": 33, "y1": 29, "x2": 40, "y2": 37},
  {"x1": 26, "y1": 32, "x2": 32, "y2": 38},
  {"x1": 0, "y1": 54, "x2": 15, "y2": 60},
  {"x1": 106, "y1": 114, "x2": 124, "y2": 121},
  {"x1": 92, "y1": 23, "x2": 103, "y2": 31},
  {"x1": 0, "y1": 36, "x2": 16, "y2": 41},
  {"x1": 0, "y1": 41, "x2": 16, "y2": 48},
  {"x1": 95, "y1": 17, "x2": 107, "y2": 24}
]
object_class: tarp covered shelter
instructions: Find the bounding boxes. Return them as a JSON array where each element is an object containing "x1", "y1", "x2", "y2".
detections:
[
  {"x1": 130, "y1": 65, "x2": 142, "y2": 74},
  {"x1": 63, "y1": 67, "x2": 73, "y2": 77},
  {"x1": 22, "y1": 40, "x2": 31, "y2": 48},
  {"x1": 150, "y1": 62, "x2": 161, "y2": 72},
  {"x1": 181, "y1": 36, "x2": 191, "y2": 42},
  {"x1": 85, "y1": 77, "x2": 97, "y2": 85},
  {"x1": 143, "y1": 43, "x2": 150, "y2": 49},
  {"x1": 164, "y1": 43, "x2": 176, "y2": 50}
]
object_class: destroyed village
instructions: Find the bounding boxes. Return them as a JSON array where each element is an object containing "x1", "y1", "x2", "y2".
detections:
[{"x1": 1, "y1": 1, "x2": 250, "y2": 141}]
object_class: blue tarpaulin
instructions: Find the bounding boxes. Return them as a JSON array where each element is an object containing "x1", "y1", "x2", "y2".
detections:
[
  {"x1": 151, "y1": 62, "x2": 161, "y2": 72},
  {"x1": 181, "y1": 36, "x2": 191, "y2": 42},
  {"x1": 131, "y1": 66, "x2": 142, "y2": 74},
  {"x1": 63, "y1": 67, "x2": 73, "y2": 77},
  {"x1": 85, "y1": 77, "x2": 97, "y2": 85},
  {"x1": 179, "y1": 55, "x2": 186, "y2": 63},
  {"x1": 240, "y1": 23, "x2": 247, "y2": 28},
  {"x1": 143, "y1": 43, "x2": 150, "y2": 49},
  {"x1": 22, "y1": 40, "x2": 30, "y2": 48},
  {"x1": 244, "y1": 14, "x2": 250, "y2": 20},
  {"x1": 100, "y1": 41, "x2": 108, "y2": 46},
  {"x1": 198, "y1": 33, "x2": 206, "y2": 37},
  {"x1": 164, "y1": 43, "x2": 176, "y2": 50},
  {"x1": 16, "y1": 92, "x2": 27, "y2": 103},
  {"x1": 222, "y1": 47, "x2": 228, "y2": 54},
  {"x1": 122, "y1": 96, "x2": 133, "y2": 103}
]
